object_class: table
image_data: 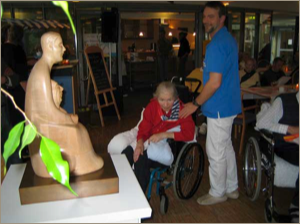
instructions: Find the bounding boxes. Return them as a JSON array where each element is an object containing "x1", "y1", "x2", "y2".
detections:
[
  {"x1": 1, "y1": 154, "x2": 152, "y2": 223},
  {"x1": 242, "y1": 86, "x2": 297, "y2": 101}
]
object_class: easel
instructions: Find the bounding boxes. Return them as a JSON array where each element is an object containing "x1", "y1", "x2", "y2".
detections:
[{"x1": 84, "y1": 46, "x2": 121, "y2": 127}]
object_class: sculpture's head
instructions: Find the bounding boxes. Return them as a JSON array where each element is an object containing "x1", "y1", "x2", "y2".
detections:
[
  {"x1": 41, "y1": 32, "x2": 66, "y2": 63},
  {"x1": 51, "y1": 80, "x2": 64, "y2": 108}
]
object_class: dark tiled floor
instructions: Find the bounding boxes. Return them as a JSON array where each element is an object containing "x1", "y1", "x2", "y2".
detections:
[{"x1": 80, "y1": 88, "x2": 295, "y2": 223}]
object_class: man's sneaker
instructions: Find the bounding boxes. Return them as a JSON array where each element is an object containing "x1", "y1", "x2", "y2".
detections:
[
  {"x1": 197, "y1": 193, "x2": 227, "y2": 205},
  {"x1": 226, "y1": 189, "x2": 239, "y2": 199},
  {"x1": 199, "y1": 123, "x2": 207, "y2": 135}
]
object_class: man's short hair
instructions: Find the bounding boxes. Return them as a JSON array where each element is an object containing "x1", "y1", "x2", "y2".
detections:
[
  {"x1": 273, "y1": 57, "x2": 284, "y2": 65},
  {"x1": 204, "y1": 1, "x2": 226, "y2": 17}
]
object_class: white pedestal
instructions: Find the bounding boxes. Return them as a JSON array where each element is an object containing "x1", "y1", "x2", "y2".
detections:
[{"x1": 1, "y1": 154, "x2": 152, "y2": 223}]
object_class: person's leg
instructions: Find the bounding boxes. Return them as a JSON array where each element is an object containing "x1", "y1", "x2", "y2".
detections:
[
  {"x1": 158, "y1": 56, "x2": 165, "y2": 81},
  {"x1": 108, "y1": 128, "x2": 138, "y2": 154},
  {"x1": 290, "y1": 175, "x2": 299, "y2": 223},
  {"x1": 122, "y1": 146, "x2": 151, "y2": 193},
  {"x1": 275, "y1": 143, "x2": 299, "y2": 167},
  {"x1": 197, "y1": 116, "x2": 236, "y2": 205},
  {"x1": 178, "y1": 57, "x2": 187, "y2": 80},
  {"x1": 134, "y1": 151, "x2": 151, "y2": 193},
  {"x1": 163, "y1": 57, "x2": 169, "y2": 81},
  {"x1": 147, "y1": 140, "x2": 174, "y2": 166},
  {"x1": 121, "y1": 145, "x2": 134, "y2": 167},
  {"x1": 224, "y1": 116, "x2": 239, "y2": 197},
  {"x1": 178, "y1": 58, "x2": 184, "y2": 80}
]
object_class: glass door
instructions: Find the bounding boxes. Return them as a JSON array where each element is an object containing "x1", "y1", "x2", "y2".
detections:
[
  {"x1": 77, "y1": 11, "x2": 102, "y2": 106},
  {"x1": 244, "y1": 13, "x2": 256, "y2": 58}
]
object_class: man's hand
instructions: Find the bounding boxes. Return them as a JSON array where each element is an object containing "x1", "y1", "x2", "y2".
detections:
[
  {"x1": 288, "y1": 126, "x2": 299, "y2": 135},
  {"x1": 134, "y1": 140, "x2": 144, "y2": 162},
  {"x1": 179, "y1": 102, "x2": 198, "y2": 119},
  {"x1": 149, "y1": 133, "x2": 166, "y2": 143}
]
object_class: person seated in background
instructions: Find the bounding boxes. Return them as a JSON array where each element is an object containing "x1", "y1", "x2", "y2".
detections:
[
  {"x1": 256, "y1": 91, "x2": 299, "y2": 223},
  {"x1": 108, "y1": 82, "x2": 195, "y2": 193},
  {"x1": 238, "y1": 52, "x2": 250, "y2": 71},
  {"x1": 239, "y1": 58, "x2": 260, "y2": 88},
  {"x1": 260, "y1": 57, "x2": 285, "y2": 86}
]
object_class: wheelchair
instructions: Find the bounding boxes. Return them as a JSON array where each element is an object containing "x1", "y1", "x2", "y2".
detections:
[
  {"x1": 146, "y1": 136, "x2": 205, "y2": 214},
  {"x1": 243, "y1": 129, "x2": 299, "y2": 222},
  {"x1": 145, "y1": 76, "x2": 205, "y2": 215}
]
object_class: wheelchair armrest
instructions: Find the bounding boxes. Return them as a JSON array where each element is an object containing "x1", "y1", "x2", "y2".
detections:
[{"x1": 167, "y1": 138, "x2": 176, "y2": 145}]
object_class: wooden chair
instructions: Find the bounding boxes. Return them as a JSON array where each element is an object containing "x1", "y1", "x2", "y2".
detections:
[{"x1": 233, "y1": 92, "x2": 259, "y2": 155}]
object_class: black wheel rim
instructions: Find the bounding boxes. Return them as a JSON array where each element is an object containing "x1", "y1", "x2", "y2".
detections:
[
  {"x1": 243, "y1": 137, "x2": 261, "y2": 201},
  {"x1": 175, "y1": 143, "x2": 204, "y2": 199}
]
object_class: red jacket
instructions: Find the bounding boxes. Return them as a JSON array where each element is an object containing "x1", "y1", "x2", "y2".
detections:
[{"x1": 137, "y1": 98, "x2": 195, "y2": 142}]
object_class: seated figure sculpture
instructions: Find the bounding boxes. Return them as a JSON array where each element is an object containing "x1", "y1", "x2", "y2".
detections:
[{"x1": 25, "y1": 32, "x2": 103, "y2": 178}]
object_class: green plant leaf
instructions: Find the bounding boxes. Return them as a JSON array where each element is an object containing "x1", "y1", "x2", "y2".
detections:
[
  {"x1": 19, "y1": 124, "x2": 37, "y2": 159},
  {"x1": 52, "y1": 1, "x2": 76, "y2": 36},
  {"x1": 3, "y1": 121, "x2": 25, "y2": 168},
  {"x1": 40, "y1": 136, "x2": 78, "y2": 196}
]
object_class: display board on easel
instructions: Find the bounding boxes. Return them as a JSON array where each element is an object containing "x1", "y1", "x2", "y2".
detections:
[{"x1": 84, "y1": 46, "x2": 121, "y2": 127}]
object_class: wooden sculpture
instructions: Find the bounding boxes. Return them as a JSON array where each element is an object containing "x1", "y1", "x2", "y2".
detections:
[{"x1": 25, "y1": 32, "x2": 103, "y2": 178}]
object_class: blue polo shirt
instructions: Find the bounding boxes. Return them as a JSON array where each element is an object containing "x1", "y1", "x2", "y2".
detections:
[{"x1": 202, "y1": 27, "x2": 241, "y2": 118}]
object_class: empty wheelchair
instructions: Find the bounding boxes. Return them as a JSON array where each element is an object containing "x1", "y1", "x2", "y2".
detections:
[
  {"x1": 243, "y1": 129, "x2": 299, "y2": 222},
  {"x1": 147, "y1": 131, "x2": 205, "y2": 214}
]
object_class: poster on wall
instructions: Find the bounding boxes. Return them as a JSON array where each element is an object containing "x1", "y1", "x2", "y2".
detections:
[
  {"x1": 83, "y1": 33, "x2": 117, "y2": 82},
  {"x1": 83, "y1": 33, "x2": 116, "y2": 56}
]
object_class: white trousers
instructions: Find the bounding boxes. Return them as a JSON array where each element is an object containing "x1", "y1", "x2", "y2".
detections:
[
  {"x1": 206, "y1": 115, "x2": 238, "y2": 197},
  {"x1": 107, "y1": 126, "x2": 181, "y2": 166}
]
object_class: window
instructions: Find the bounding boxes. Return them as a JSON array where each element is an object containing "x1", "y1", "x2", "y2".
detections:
[
  {"x1": 121, "y1": 19, "x2": 154, "y2": 39},
  {"x1": 14, "y1": 7, "x2": 43, "y2": 20},
  {"x1": 244, "y1": 13, "x2": 256, "y2": 58},
  {"x1": 258, "y1": 13, "x2": 272, "y2": 63},
  {"x1": 2, "y1": 7, "x2": 11, "y2": 19},
  {"x1": 228, "y1": 11, "x2": 241, "y2": 51}
]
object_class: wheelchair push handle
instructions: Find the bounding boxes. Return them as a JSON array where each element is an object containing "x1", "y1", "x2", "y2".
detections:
[
  {"x1": 170, "y1": 76, "x2": 202, "y2": 95},
  {"x1": 185, "y1": 78, "x2": 202, "y2": 95}
]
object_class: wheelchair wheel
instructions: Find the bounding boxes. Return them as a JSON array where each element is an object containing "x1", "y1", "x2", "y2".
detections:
[
  {"x1": 173, "y1": 142, "x2": 204, "y2": 200},
  {"x1": 243, "y1": 137, "x2": 262, "y2": 201},
  {"x1": 160, "y1": 194, "x2": 168, "y2": 215},
  {"x1": 264, "y1": 198, "x2": 276, "y2": 223}
]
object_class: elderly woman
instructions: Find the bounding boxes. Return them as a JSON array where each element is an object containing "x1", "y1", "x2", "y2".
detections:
[{"x1": 109, "y1": 81, "x2": 195, "y2": 192}]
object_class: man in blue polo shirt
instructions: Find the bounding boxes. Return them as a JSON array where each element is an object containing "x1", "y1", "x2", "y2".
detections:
[{"x1": 179, "y1": 1, "x2": 241, "y2": 205}]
